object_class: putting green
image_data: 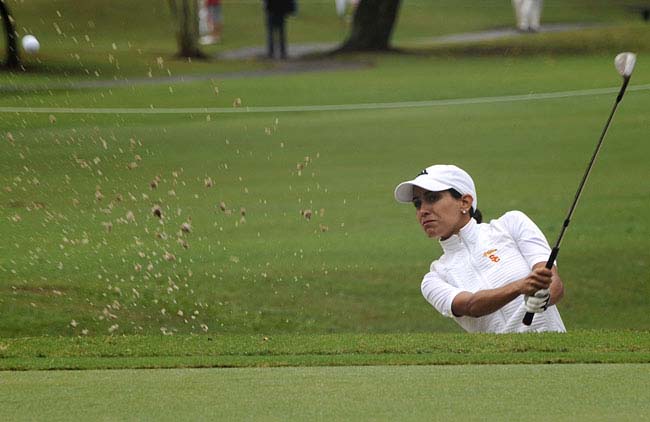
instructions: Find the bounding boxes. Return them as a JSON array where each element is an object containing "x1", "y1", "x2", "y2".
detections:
[{"x1": 2, "y1": 364, "x2": 648, "y2": 421}]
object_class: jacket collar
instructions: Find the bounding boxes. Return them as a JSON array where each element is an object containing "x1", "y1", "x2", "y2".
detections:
[{"x1": 439, "y1": 218, "x2": 478, "y2": 252}]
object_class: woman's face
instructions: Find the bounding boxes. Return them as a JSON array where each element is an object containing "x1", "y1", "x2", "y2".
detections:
[{"x1": 413, "y1": 186, "x2": 472, "y2": 239}]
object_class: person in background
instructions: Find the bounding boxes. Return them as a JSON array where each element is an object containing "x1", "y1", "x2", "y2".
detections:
[
  {"x1": 394, "y1": 164, "x2": 565, "y2": 333},
  {"x1": 335, "y1": 0, "x2": 359, "y2": 23},
  {"x1": 263, "y1": 0, "x2": 296, "y2": 59},
  {"x1": 335, "y1": 0, "x2": 346, "y2": 18},
  {"x1": 512, "y1": 0, "x2": 543, "y2": 32},
  {"x1": 200, "y1": 0, "x2": 223, "y2": 45}
]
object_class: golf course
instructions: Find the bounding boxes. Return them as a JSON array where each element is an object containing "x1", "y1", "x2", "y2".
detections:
[{"x1": 1, "y1": 0, "x2": 649, "y2": 420}]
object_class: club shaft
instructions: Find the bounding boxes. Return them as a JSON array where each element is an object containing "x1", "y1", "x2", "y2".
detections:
[
  {"x1": 556, "y1": 79, "x2": 626, "y2": 249},
  {"x1": 523, "y1": 76, "x2": 631, "y2": 326}
]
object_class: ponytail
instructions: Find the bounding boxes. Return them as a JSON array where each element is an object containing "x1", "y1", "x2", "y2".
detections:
[
  {"x1": 448, "y1": 188, "x2": 484, "y2": 223},
  {"x1": 471, "y1": 208, "x2": 483, "y2": 224}
]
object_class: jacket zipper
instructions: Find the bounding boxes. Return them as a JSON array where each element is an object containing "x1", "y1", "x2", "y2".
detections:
[{"x1": 459, "y1": 236, "x2": 509, "y2": 327}]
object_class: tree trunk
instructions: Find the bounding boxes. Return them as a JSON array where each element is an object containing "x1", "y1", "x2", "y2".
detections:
[
  {"x1": 338, "y1": 0, "x2": 402, "y2": 52},
  {"x1": 0, "y1": 0, "x2": 20, "y2": 68},
  {"x1": 168, "y1": 0, "x2": 205, "y2": 58}
]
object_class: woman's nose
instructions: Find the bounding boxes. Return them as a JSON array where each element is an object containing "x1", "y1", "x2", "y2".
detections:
[{"x1": 418, "y1": 205, "x2": 431, "y2": 217}]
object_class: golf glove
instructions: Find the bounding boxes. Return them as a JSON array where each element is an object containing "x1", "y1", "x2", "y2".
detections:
[{"x1": 524, "y1": 289, "x2": 550, "y2": 313}]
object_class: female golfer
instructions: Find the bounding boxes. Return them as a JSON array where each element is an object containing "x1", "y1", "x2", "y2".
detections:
[{"x1": 394, "y1": 164, "x2": 565, "y2": 333}]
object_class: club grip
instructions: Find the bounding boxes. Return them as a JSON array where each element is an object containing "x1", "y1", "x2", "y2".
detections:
[
  {"x1": 523, "y1": 312, "x2": 534, "y2": 326},
  {"x1": 545, "y1": 246, "x2": 559, "y2": 270},
  {"x1": 523, "y1": 246, "x2": 559, "y2": 326}
]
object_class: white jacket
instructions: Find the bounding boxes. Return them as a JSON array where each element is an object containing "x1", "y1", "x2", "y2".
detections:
[{"x1": 421, "y1": 211, "x2": 566, "y2": 333}]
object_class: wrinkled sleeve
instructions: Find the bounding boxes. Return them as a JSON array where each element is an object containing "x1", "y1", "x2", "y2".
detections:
[
  {"x1": 421, "y1": 264, "x2": 464, "y2": 318},
  {"x1": 500, "y1": 211, "x2": 553, "y2": 268}
]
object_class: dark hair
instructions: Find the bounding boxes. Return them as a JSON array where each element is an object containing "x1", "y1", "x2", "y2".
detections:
[{"x1": 448, "y1": 189, "x2": 483, "y2": 224}]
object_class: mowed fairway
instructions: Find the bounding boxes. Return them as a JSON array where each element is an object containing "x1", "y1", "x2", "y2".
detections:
[
  {"x1": 2, "y1": 364, "x2": 649, "y2": 421},
  {"x1": 2, "y1": 56, "x2": 650, "y2": 336},
  {"x1": 3, "y1": 2, "x2": 650, "y2": 340}
]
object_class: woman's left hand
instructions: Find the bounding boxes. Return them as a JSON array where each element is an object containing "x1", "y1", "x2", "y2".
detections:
[{"x1": 524, "y1": 288, "x2": 550, "y2": 313}]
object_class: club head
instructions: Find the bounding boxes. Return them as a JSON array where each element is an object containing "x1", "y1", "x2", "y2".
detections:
[{"x1": 615, "y1": 52, "x2": 637, "y2": 79}]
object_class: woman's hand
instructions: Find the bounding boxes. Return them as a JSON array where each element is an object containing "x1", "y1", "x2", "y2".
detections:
[
  {"x1": 518, "y1": 267, "x2": 552, "y2": 296},
  {"x1": 450, "y1": 264, "x2": 562, "y2": 318},
  {"x1": 524, "y1": 288, "x2": 551, "y2": 313}
]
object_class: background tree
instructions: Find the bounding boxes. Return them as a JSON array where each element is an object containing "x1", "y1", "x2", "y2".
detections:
[
  {"x1": 338, "y1": 0, "x2": 402, "y2": 52},
  {"x1": 167, "y1": 0, "x2": 205, "y2": 58},
  {"x1": 0, "y1": 0, "x2": 20, "y2": 68}
]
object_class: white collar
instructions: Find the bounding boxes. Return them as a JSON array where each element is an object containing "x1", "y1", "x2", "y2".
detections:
[{"x1": 439, "y1": 218, "x2": 478, "y2": 252}]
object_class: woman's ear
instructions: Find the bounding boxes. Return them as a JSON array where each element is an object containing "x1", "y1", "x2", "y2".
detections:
[{"x1": 461, "y1": 194, "x2": 474, "y2": 210}]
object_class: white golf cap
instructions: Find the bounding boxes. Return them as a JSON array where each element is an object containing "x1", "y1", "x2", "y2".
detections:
[{"x1": 394, "y1": 164, "x2": 478, "y2": 210}]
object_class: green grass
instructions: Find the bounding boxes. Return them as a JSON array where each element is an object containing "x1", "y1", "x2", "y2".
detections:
[
  {"x1": 1, "y1": 3, "x2": 649, "y2": 420},
  {"x1": 3, "y1": 0, "x2": 650, "y2": 83},
  {"x1": 3, "y1": 331, "x2": 649, "y2": 420},
  {"x1": 1, "y1": 0, "x2": 650, "y2": 339},
  {"x1": 1, "y1": 331, "x2": 649, "y2": 370},
  {"x1": 1, "y1": 363, "x2": 649, "y2": 420},
  {"x1": 1, "y1": 59, "x2": 649, "y2": 336}
]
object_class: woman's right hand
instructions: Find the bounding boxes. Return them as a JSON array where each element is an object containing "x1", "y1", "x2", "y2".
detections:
[{"x1": 519, "y1": 267, "x2": 552, "y2": 295}]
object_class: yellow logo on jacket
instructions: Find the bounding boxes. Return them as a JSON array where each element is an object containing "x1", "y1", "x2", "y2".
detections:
[{"x1": 483, "y1": 249, "x2": 500, "y2": 263}]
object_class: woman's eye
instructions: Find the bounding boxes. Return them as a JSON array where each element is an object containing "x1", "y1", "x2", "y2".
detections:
[
  {"x1": 413, "y1": 199, "x2": 422, "y2": 209},
  {"x1": 424, "y1": 192, "x2": 440, "y2": 202}
]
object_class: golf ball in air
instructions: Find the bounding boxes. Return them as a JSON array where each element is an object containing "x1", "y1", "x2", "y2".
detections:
[{"x1": 22, "y1": 35, "x2": 40, "y2": 54}]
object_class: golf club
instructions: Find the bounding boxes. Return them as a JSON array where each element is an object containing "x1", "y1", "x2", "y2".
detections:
[{"x1": 523, "y1": 52, "x2": 637, "y2": 326}]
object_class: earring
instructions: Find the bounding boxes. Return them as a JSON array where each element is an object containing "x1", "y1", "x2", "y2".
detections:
[{"x1": 461, "y1": 209, "x2": 467, "y2": 215}]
